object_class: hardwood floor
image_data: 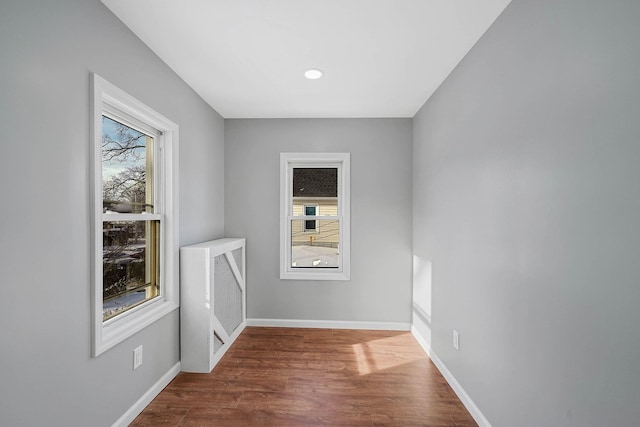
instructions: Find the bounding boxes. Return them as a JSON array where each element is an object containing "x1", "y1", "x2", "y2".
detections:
[{"x1": 131, "y1": 327, "x2": 477, "y2": 426}]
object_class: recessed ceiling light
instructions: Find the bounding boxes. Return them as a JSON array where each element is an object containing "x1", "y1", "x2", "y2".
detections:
[{"x1": 304, "y1": 68, "x2": 324, "y2": 80}]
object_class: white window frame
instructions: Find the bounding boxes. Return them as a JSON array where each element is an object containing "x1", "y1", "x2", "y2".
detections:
[
  {"x1": 280, "y1": 153, "x2": 350, "y2": 281},
  {"x1": 90, "y1": 73, "x2": 179, "y2": 356}
]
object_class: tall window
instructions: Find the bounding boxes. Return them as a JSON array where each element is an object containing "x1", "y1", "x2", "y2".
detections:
[
  {"x1": 280, "y1": 153, "x2": 350, "y2": 280},
  {"x1": 91, "y1": 74, "x2": 179, "y2": 356},
  {"x1": 101, "y1": 114, "x2": 160, "y2": 320}
]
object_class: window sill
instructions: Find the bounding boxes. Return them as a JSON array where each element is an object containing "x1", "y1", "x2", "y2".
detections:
[
  {"x1": 280, "y1": 270, "x2": 350, "y2": 281},
  {"x1": 94, "y1": 298, "x2": 178, "y2": 356}
]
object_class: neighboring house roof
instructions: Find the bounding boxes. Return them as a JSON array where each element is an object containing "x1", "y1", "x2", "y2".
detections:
[{"x1": 293, "y1": 168, "x2": 337, "y2": 197}]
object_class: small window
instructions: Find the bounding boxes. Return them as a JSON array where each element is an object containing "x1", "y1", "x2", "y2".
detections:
[
  {"x1": 91, "y1": 74, "x2": 179, "y2": 356},
  {"x1": 303, "y1": 205, "x2": 318, "y2": 232},
  {"x1": 280, "y1": 153, "x2": 350, "y2": 280}
]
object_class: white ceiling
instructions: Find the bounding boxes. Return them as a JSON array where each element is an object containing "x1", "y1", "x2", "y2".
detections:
[{"x1": 102, "y1": 0, "x2": 511, "y2": 119}]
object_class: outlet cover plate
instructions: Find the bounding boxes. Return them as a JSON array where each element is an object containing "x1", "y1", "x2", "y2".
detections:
[{"x1": 133, "y1": 345, "x2": 143, "y2": 370}]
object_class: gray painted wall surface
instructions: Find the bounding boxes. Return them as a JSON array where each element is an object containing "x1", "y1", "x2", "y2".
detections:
[
  {"x1": 225, "y1": 119, "x2": 413, "y2": 323},
  {"x1": 412, "y1": 0, "x2": 640, "y2": 425},
  {"x1": 0, "y1": 1, "x2": 224, "y2": 426}
]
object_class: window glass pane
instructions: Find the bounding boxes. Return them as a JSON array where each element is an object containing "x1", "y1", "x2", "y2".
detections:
[
  {"x1": 103, "y1": 220, "x2": 160, "y2": 320},
  {"x1": 292, "y1": 168, "x2": 337, "y2": 198},
  {"x1": 305, "y1": 206, "x2": 316, "y2": 216},
  {"x1": 102, "y1": 116, "x2": 154, "y2": 214},
  {"x1": 291, "y1": 219, "x2": 340, "y2": 268}
]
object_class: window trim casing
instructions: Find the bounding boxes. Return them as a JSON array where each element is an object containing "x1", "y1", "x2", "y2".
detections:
[
  {"x1": 91, "y1": 73, "x2": 179, "y2": 357},
  {"x1": 280, "y1": 153, "x2": 350, "y2": 281}
]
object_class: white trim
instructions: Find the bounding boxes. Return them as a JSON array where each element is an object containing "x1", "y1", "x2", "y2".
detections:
[
  {"x1": 180, "y1": 238, "x2": 246, "y2": 373},
  {"x1": 91, "y1": 73, "x2": 180, "y2": 356},
  {"x1": 102, "y1": 213, "x2": 163, "y2": 221},
  {"x1": 280, "y1": 152, "x2": 350, "y2": 281},
  {"x1": 411, "y1": 326, "x2": 493, "y2": 427},
  {"x1": 210, "y1": 321, "x2": 246, "y2": 370},
  {"x1": 411, "y1": 325, "x2": 433, "y2": 365},
  {"x1": 247, "y1": 318, "x2": 410, "y2": 331},
  {"x1": 111, "y1": 361, "x2": 181, "y2": 427}
]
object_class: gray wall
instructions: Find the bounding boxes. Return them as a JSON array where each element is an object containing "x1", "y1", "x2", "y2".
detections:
[
  {"x1": 0, "y1": 1, "x2": 224, "y2": 426},
  {"x1": 412, "y1": 0, "x2": 640, "y2": 425},
  {"x1": 225, "y1": 119, "x2": 413, "y2": 324}
]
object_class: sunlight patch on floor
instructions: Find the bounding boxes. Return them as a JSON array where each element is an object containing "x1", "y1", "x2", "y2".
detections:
[{"x1": 352, "y1": 334, "x2": 427, "y2": 376}]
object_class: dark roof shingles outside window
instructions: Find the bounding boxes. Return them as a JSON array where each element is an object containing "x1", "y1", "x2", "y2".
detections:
[{"x1": 293, "y1": 168, "x2": 337, "y2": 197}]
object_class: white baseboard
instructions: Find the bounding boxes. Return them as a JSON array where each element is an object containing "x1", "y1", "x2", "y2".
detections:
[
  {"x1": 411, "y1": 326, "x2": 492, "y2": 427},
  {"x1": 112, "y1": 361, "x2": 181, "y2": 427},
  {"x1": 247, "y1": 318, "x2": 411, "y2": 331}
]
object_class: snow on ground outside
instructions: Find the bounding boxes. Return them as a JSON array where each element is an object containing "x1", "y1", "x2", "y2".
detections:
[{"x1": 292, "y1": 245, "x2": 339, "y2": 268}]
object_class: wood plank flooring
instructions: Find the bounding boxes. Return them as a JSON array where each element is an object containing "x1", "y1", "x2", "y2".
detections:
[{"x1": 131, "y1": 327, "x2": 477, "y2": 426}]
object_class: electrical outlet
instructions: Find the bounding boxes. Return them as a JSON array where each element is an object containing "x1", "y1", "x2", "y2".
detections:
[
  {"x1": 452, "y1": 330, "x2": 460, "y2": 351},
  {"x1": 133, "y1": 345, "x2": 143, "y2": 370}
]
